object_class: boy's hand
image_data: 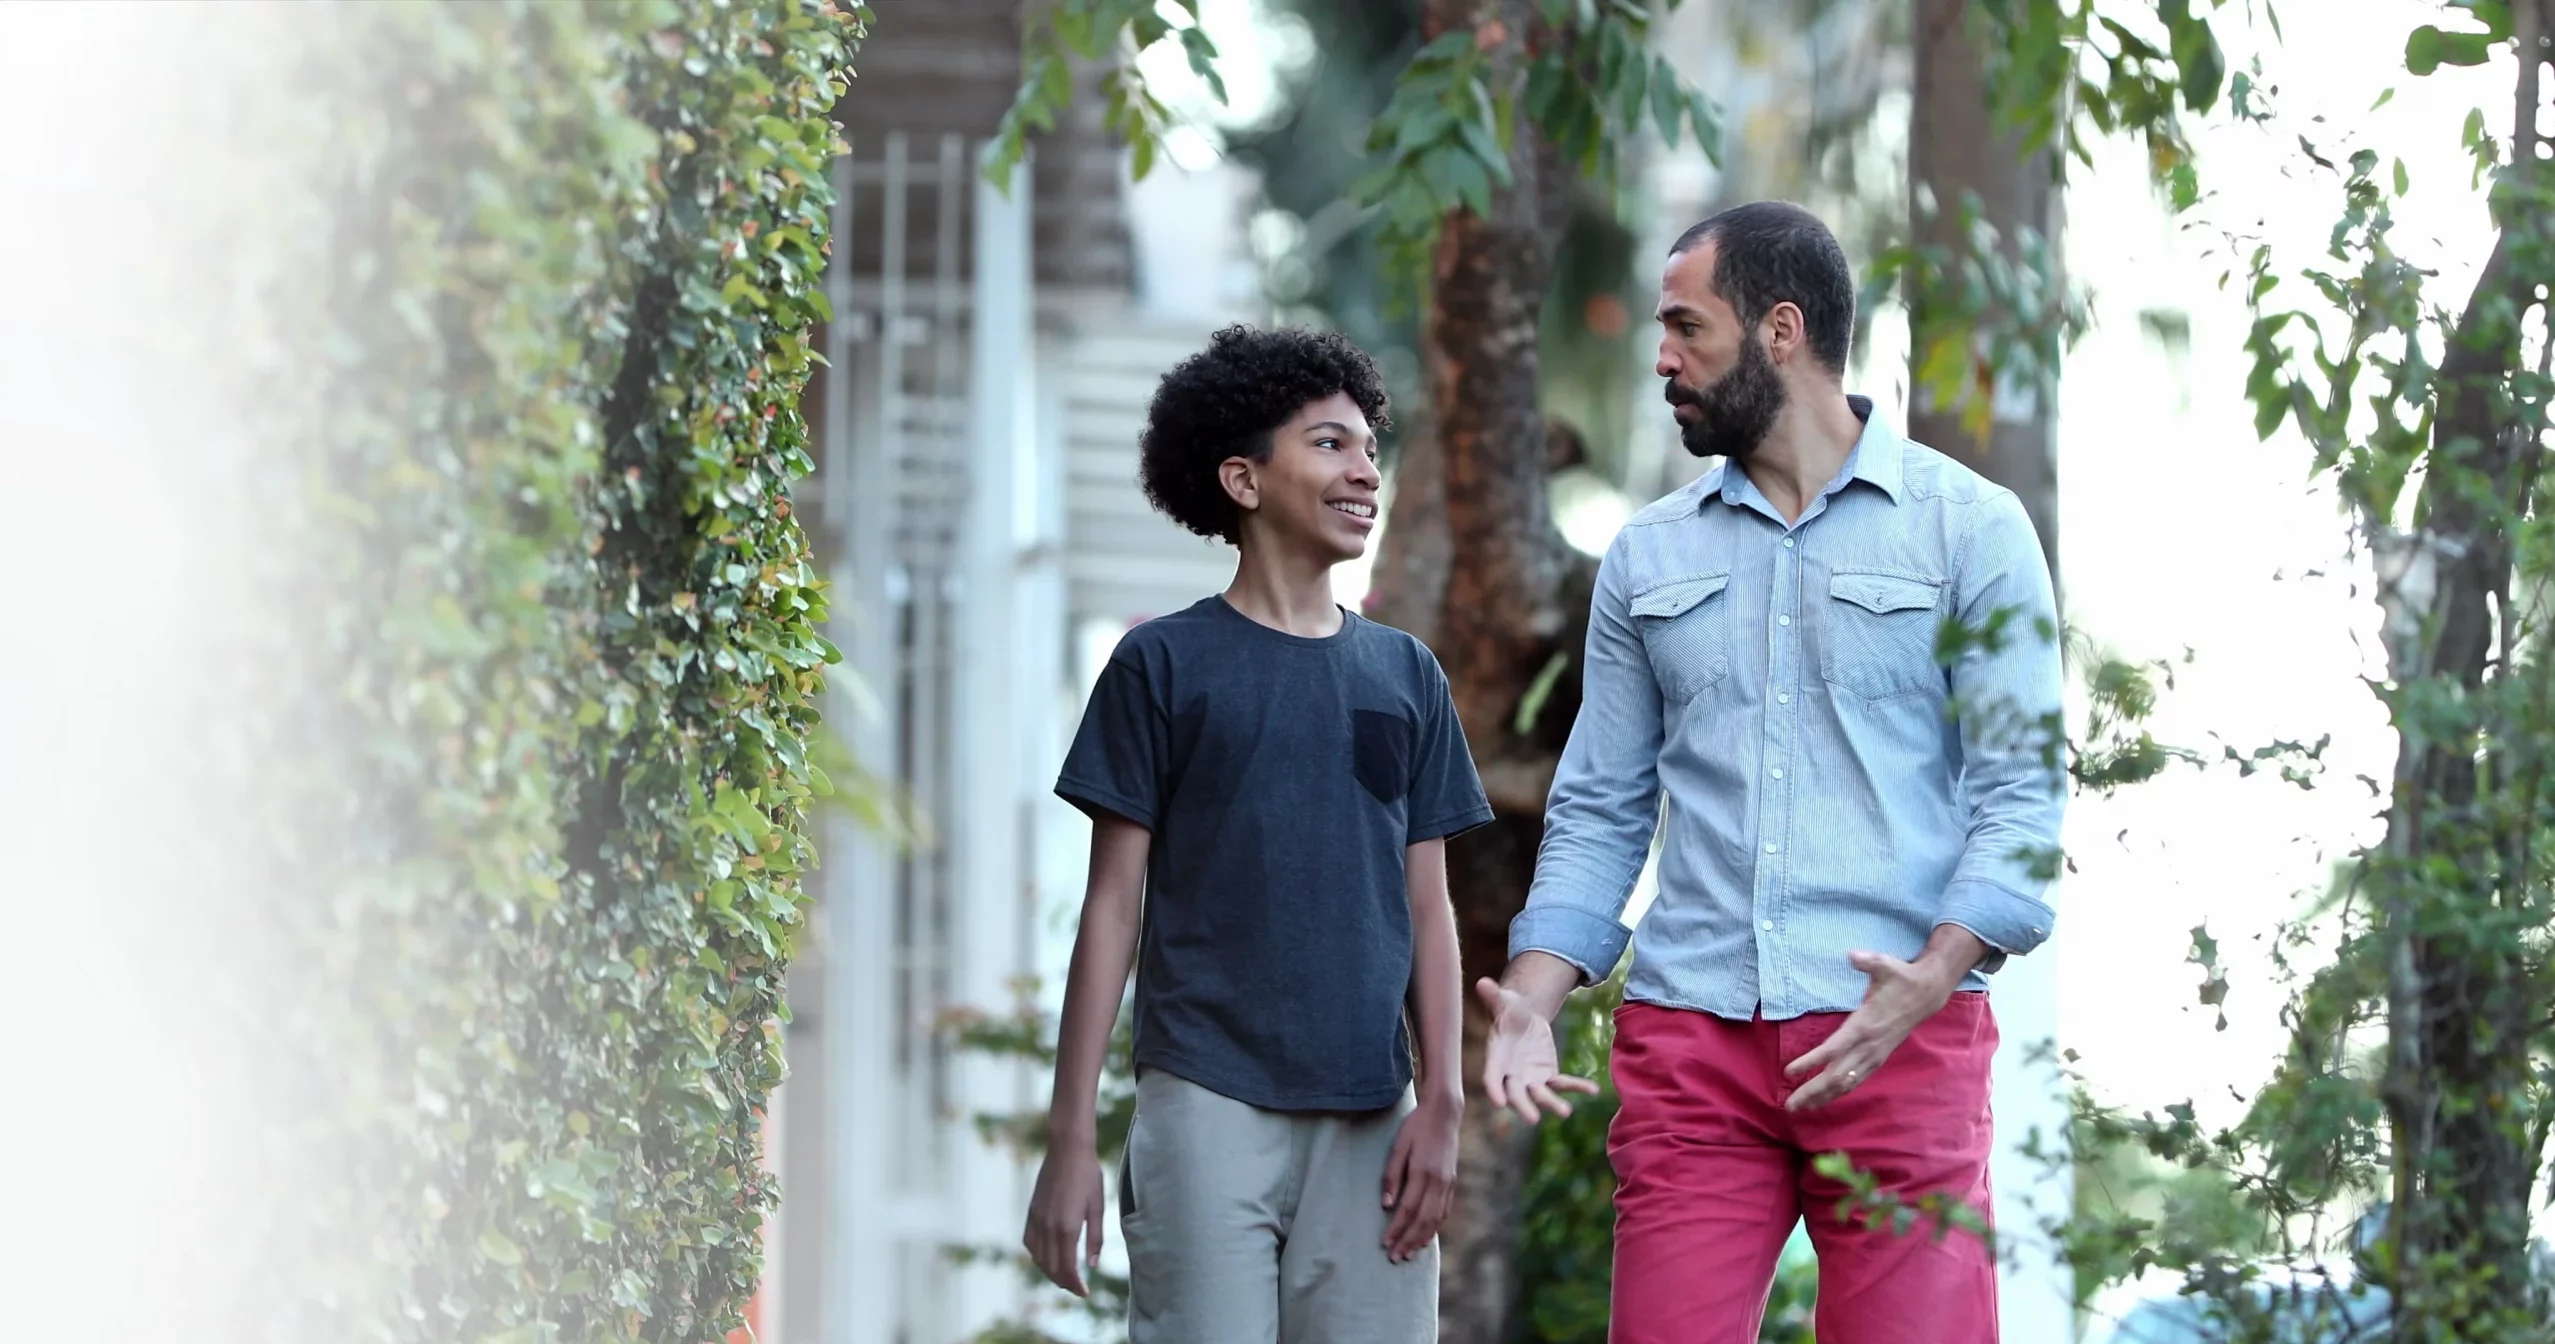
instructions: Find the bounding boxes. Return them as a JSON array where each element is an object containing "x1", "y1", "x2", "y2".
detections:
[
  {"x1": 1382, "y1": 1092, "x2": 1461, "y2": 1262},
  {"x1": 1477, "y1": 976, "x2": 1600, "y2": 1124},
  {"x1": 1022, "y1": 1144, "x2": 1107, "y2": 1297}
]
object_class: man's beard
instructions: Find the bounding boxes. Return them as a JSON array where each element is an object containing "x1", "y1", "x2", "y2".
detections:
[{"x1": 1667, "y1": 333, "x2": 1787, "y2": 460}]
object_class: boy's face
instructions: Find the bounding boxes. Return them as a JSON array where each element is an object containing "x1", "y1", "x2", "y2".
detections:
[{"x1": 1221, "y1": 391, "x2": 1382, "y2": 563}]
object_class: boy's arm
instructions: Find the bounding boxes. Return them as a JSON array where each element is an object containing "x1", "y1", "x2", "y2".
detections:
[
  {"x1": 1382, "y1": 838, "x2": 1462, "y2": 1263},
  {"x1": 1022, "y1": 813, "x2": 1149, "y2": 1297}
]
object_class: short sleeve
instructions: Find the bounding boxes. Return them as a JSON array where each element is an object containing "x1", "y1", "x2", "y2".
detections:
[
  {"x1": 1055, "y1": 652, "x2": 1167, "y2": 829},
  {"x1": 1406, "y1": 660, "x2": 1493, "y2": 844}
]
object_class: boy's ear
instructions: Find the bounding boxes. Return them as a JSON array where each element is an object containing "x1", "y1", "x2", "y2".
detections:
[{"x1": 1218, "y1": 456, "x2": 1258, "y2": 515}]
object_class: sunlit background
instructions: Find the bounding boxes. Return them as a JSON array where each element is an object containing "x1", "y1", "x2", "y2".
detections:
[{"x1": 2, "y1": 2, "x2": 2542, "y2": 1341}]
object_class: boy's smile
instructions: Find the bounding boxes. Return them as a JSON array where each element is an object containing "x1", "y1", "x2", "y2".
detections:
[{"x1": 1226, "y1": 390, "x2": 1383, "y2": 563}]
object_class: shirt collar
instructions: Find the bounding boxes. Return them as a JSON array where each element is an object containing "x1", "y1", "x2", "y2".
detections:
[
  {"x1": 1702, "y1": 393, "x2": 1905, "y2": 512},
  {"x1": 1841, "y1": 394, "x2": 1905, "y2": 503}
]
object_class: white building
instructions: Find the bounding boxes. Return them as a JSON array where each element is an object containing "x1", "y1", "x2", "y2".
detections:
[{"x1": 771, "y1": 9, "x2": 1261, "y2": 1341}]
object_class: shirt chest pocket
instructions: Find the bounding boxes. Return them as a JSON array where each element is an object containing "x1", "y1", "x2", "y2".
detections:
[
  {"x1": 1351, "y1": 707, "x2": 1414, "y2": 806},
  {"x1": 1820, "y1": 569, "x2": 1945, "y2": 702},
  {"x1": 1630, "y1": 573, "x2": 1733, "y2": 704}
]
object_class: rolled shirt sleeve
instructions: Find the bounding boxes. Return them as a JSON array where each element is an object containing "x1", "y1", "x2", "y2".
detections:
[
  {"x1": 1508, "y1": 537, "x2": 1665, "y2": 984},
  {"x1": 1936, "y1": 489, "x2": 2068, "y2": 968}
]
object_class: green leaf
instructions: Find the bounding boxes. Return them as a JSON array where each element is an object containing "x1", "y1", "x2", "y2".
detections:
[
  {"x1": 1513, "y1": 650, "x2": 1572, "y2": 735},
  {"x1": 1686, "y1": 90, "x2": 1722, "y2": 161},
  {"x1": 2453, "y1": 0, "x2": 2516, "y2": 40},
  {"x1": 479, "y1": 1230, "x2": 525, "y2": 1266},
  {"x1": 2168, "y1": 162, "x2": 2199, "y2": 213},
  {"x1": 1525, "y1": 52, "x2": 1565, "y2": 121},
  {"x1": 1649, "y1": 57, "x2": 1684, "y2": 147},
  {"x1": 1614, "y1": 44, "x2": 1651, "y2": 127},
  {"x1": 1457, "y1": 117, "x2": 1510, "y2": 187},
  {"x1": 1052, "y1": 6, "x2": 1094, "y2": 56},
  {"x1": 2405, "y1": 24, "x2": 2494, "y2": 75},
  {"x1": 1414, "y1": 30, "x2": 1476, "y2": 64},
  {"x1": 1418, "y1": 146, "x2": 1465, "y2": 211},
  {"x1": 1179, "y1": 25, "x2": 1228, "y2": 105},
  {"x1": 2167, "y1": 11, "x2": 2225, "y2": 112},
  {"x1": 1395, "y1": 105, "x2": 1454, "y2": 156},
  {"x1": 1448, "y1": 149, "x2": 1493, "y2": 217}
]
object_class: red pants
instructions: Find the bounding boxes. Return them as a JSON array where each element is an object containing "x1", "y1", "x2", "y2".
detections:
[{"x1": 1607, "y1": 994, "x2": 1999, "y2": 1344}]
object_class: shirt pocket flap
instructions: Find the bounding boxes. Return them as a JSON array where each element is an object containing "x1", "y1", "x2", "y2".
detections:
[
  {"x1": 1829, "y1": 570, "x2": 1941, "y2": 615},
  {"x1": 1629, "y1": 573, "x2": 1731, "y2": 619}
]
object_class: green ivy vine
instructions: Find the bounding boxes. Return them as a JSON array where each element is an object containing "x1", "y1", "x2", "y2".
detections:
[{"x1": 270, "y1": 3, "x2": 868, "y2": 1339}]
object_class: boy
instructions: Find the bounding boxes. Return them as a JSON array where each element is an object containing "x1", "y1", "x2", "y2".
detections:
[{"x1": 1024, "y1": 325, "x2": 1490, "y2": 1343}]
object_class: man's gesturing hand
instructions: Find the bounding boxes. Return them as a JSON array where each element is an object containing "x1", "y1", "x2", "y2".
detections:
[
  {"x1": 1476, "y1": 976, "x2": 1600, "y2": 1124},
  {"x1": 1022, "y1": 1144, "x2": 1106, "y2": 1297},
  {"x1": 1784, "y1": 927, "x2": 1989, "y2": 1112}
]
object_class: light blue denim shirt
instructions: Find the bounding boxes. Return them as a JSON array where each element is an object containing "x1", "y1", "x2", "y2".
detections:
[{"x1": 1510, "y1": 397, "x2": 2066, "y2": 1020}]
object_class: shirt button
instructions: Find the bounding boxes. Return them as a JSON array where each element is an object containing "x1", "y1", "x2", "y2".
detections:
[
  {"x1": 1763, "y1": 841, "x2": 1778, "y2": 854},
  {"x1": 1770, "y1": 767, "x2": 1784, "y2": 779},
  {"x1": 1760, "y1": 919, "x2": 1774, "y2": 931},
  {"x1": 1783, "y1": 537, "x2": 1796, "y2": 549},
  {"x1": 1778, "y1": 692, "x2": 1791, "y2": 705},
  {"x1": 1779, "y1": 614, "x2": 1792, "y2": 626}
]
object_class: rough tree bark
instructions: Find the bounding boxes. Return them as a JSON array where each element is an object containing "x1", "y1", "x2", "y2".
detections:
[
  {"x1": 1907, "y1": 0, "x2": 2063, "y2": 576},
  {"x1": 1359, "y1": 3, "x2": 1596, "y2": 1340},
  {"x1": 2375, "y1": 4, "x2": 2548, "y2": 1332}
]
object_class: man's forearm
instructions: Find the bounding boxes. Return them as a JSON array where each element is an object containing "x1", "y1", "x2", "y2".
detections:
[{"x1": 1498, "y1": 949, "x2": 1585, "y2": 1024}]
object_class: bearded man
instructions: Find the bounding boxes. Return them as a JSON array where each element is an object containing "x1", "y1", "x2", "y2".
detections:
[{"x1": 1477, "y1": 201, "x2": 2067, "y2": 1344}]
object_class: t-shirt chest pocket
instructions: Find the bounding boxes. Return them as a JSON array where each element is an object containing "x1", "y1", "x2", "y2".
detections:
[
  {"x1": 1820, "y1": 568, "x2": 1945, "y2": 702},
  {"x1": 1351, "y1": 707, "x2": 1415, "y2": 806},
  {"x1": 1629, "y1": 572, "x2": 1733, "y2": 703}
]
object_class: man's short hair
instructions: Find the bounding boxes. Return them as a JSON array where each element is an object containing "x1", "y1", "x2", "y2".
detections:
[
  {"x1": 1138, "y1": 325, "x2": 1391, "y2": 545},
  {"x1": 1670, "y1": 202, "x2": 1854, "y2": 375}
]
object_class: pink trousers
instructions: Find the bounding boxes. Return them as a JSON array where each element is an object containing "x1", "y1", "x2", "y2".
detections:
[{"x1": 1606, "y1": 994, "x2": 2000, "y2": 1344}]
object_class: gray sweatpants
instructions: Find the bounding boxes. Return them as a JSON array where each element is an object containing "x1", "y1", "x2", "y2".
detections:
[{"x1": 1118, "y1": 1070, "x2": 1437, "y2": 1344}]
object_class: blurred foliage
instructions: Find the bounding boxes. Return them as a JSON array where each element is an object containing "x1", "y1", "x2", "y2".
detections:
[
  {"x1": 950, "y1": 1000, "x2": 1139, "y2": 1343},
  {"x1": 1514, "y1": 967, "x2": 1625, "y2": 1343},
  {"x1": 2028, "y1": 3, "x2": 2555, "y2": 1338},
  {"x1": 988, "y1": 0, "x2": 1717, "y2": 319},
  {"x1": 1868, "y1": 0, "x2": 2238, "y2": 445},
  {"x1": 263, "y1": 2, "x2": 868, "y2": 1338}
]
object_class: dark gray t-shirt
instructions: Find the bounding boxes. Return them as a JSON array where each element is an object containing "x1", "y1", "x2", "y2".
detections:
[{"x1": 1056, "y1": 596, "x2": 1493, "y2": 1112}]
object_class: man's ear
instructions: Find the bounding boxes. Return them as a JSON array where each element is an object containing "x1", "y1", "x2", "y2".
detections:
[
  {"x1": 1217, "y1": 455, "x2": 1258, "y2": 515},
  {"x1": 1763, "y1": 301, "x2": 1807, "y2": 365}
]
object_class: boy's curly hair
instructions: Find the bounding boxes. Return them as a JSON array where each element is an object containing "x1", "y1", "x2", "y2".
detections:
[{"x1": 1138, "y1": 325, "x2": 1392, "y2": 545}]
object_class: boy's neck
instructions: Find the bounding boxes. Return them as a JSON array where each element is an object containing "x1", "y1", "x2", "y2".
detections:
[{"x1": 1223, "y1": 539, "x2": 1345, "y2": 639}]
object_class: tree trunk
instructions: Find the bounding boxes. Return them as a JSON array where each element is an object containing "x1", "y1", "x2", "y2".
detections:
[
  {"x1": 1366, "y1": 407, "x2": 1447, "y2": 645},
  {"x1": 2376, "y1": 8, "x2": 2548, "y2": 1334},
  {"x1": 1907, "y1": 0, "x2": 2062, "y2": 577},
  {"x1": 1907, "y1": 8, "x2": 2073, "y2": 1338},
  {"x1": 1360, "y1": 3, "x2": 1590, "y2": 1341}
]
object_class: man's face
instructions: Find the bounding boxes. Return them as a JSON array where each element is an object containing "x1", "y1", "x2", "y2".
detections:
[
  {"x1": 1224, "y1": 390, "x2": 1383, "y2": 562},
  {"x1": 1656, "y1": 240, "x2": 1787, "y2": 461}
]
